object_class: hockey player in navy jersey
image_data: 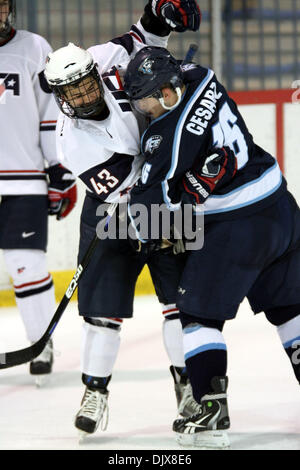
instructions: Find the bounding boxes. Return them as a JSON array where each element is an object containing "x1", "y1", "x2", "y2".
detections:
[
  {"x1": 124, "y1": 46, "x2": 300, "y2": 449},
  {"x1": 0, "y1": 0, "x2": 77, "y2": 386},
  {"x1": 44, "y1": 1, "x2": 202, "y2": 439}
]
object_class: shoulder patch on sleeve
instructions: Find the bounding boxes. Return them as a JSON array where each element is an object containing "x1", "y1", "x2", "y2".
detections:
[{"x1": 39, "y1": 70, "x2": 52, "y2": 94}]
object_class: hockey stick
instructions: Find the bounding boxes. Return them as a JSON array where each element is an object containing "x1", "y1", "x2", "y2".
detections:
[
  {"x1": 0, "y1": 203, "x2": 118, "y2": 369},
  {"x1": 183, "y1": 43, "x2": 199, "y2": 65}
]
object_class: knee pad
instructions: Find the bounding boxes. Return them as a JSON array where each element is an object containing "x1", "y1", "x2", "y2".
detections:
[
  {"x1": 265, "y1": 305, "x2": 300, "y2": 326},
  {"x1": 3, "y1": 249, "x2": 49, "y2": 284},
  {"x1": 179, "y1": 311, "x2": 225, "y2": 332}
]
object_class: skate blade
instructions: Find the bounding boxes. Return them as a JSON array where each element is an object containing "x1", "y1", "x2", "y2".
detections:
[
  {"x1": 175, "y1": 430, "x2": 230, "y2": 450},
  {"x1": 34, "y1": 375, "x2": 50, "y2": 388},
  {"x1": 78, "y1": 431, "x2": 90, "y2": 443}
]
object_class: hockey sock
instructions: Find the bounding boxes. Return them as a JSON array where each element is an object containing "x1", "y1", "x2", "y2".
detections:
[
  {"x1": 3, "y1": 249, "x2": 55, "y2": 342},
  {"x1": 81, "y1": 318, "x2": 121, "y2": 378},
  {"x1": 162, "y1": 305, "x2": 185, "y2": 368},
  {"x1": 180, "y1": 313, "x2": 227, "y2": 403},
  {"x1": 276, "y1": 315, "x2": 300, "y2": 384},
  {"x1": 265, "y1": 307, "x2": 300, "y2": 384},
  {"x1": 82, "y1": 373, "x2": 111, "y2": 392}
]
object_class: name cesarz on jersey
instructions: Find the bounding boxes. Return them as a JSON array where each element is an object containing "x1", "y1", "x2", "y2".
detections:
[{"x1": 186, "y1": 81, "x2": 223, "y2": 136}]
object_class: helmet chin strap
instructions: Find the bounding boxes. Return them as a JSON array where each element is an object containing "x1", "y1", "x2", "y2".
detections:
[{"x1": 159, "y1": 87, "x2": 182, "y2": 111}]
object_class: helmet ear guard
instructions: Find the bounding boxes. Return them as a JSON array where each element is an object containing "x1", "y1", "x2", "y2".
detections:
[
  {"x1": 158, "y1": 86, "x2": 182, "y2": 111},
  {"x1": 152, "y1": 75, "x2": 183, "y2": 111}
]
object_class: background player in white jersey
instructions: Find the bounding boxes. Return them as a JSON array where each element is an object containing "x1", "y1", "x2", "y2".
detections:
[
  {"x1": 44, "y1": 0, "x2": 201, "y2": 439},
  {"x1": 124, "y1": 46, "x2": 300, "y2": 449},
  {"x1": 0, "y1": 0, "x2": 77, "y2": 385}
]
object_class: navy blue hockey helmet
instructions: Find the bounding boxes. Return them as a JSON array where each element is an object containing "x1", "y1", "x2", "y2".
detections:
[
  {"x1": 124, "y1": 46, "x2": 183, "y2": 101},
  {"x1": 0, "y1": 0, "x2": 16, "y2": 39}
]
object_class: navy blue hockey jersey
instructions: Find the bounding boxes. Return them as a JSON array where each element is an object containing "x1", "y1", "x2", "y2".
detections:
[{"x1": 129, "y1": 65, "x2": 287, "y2": 237}]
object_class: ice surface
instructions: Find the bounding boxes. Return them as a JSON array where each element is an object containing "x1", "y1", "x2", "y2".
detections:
[{"x1": 0, "y1": 296, "x2": 299, "y2": 450}]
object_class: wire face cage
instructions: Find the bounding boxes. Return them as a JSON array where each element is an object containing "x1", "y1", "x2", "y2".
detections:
[{"x1": 51, "y1": 66, "x2": 105, "y2": 119}]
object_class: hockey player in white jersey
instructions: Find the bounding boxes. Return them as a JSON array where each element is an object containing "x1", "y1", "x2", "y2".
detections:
[
  {"x1": 44, "y1": 0, "x2": 201, "y2": 438},
  {"x1": 0, "y1": 0, "x2": 77, "y2": 386}
]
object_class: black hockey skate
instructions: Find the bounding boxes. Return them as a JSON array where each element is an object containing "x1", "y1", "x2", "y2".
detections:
[
  {"x1": 173, "y1": 376, "x2": 230, "y2": 449},
  {"x1": 170, "y1": 366, "x2": 201, "y2": 417},
  {"x1": 29, "y1": 339, "x2": 53, "y2": 387}
]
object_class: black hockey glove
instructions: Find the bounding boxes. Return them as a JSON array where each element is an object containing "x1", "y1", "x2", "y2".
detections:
[
  {"x1": 182, "y1": 147, "x2": 238, "y2": 205},
  {"x1": 151, "y1": 0, "x2": 202, "y2": 32},
  {"x1": 128, "y1": 222, "x2": 185, "y2": 255},
  {"x1": 128, "y1": 238, "x2": 164, "y2": 256},
  {"x1": 46, "y1": 164, "x2": 77, "y2": 220},
  {"x1": 129, "y1": 238, "x2": 185, "y2": 255}
]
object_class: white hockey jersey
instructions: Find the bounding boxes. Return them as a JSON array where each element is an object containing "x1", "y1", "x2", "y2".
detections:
[
  {"x1": 56, "y1": 20, "x2": 169, "y2": 204},
  {"x1": 0, "y1": 30, "x2": 59, "y2": 196}
]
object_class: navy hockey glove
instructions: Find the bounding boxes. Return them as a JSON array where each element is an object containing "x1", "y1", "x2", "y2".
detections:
[
  {"x1": 182, "y1": 147, "x2": 238, "y2": 205},
  {"x1": 151, "y1": 0, "x2": 202, "y2": 32},
  {"x1": 46, "y1": 164, "x2": 77, "y2": 220}
]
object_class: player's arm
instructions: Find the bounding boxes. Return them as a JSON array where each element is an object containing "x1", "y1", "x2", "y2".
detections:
[
  {"x1": 108, "y1": 1, "x2": 201, "y2": 63},
  {"x1": 128, "y1": 137, "x2": 179, "y2": 251},
  {"x1": 32, "y1": 37, "x2": 59, "y2": 167},
  {"x1": 182, "y1": 147, "x2": 238, "y2": 205}
]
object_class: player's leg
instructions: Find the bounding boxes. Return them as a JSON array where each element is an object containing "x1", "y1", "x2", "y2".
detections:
[
  {"x1": 265, "y1": 305, "x2": 300, "y2": 385},
  {"x1": 247, "y1": 192, "x2": 300, "y2": 386},
  {"x1": 3, "y1": 248, "x2": 55, "y2": 375},
  {"x1": 172, "y1": 311, "x2": 230, "y2": 449},
  {"x1": 75, "y1": 317, "x2": 122, "y2": 436},
  {"x1": 74, "y1": 197, "x2": 145, "y2": 438},
  {"x1": 162, "y1": 304, "x2": 190, "y2": 414},
  {"x1": 174, "y1": 215, "x2": 269, "y2": 448},
  {"x1": 0, "y1": 196, "x2": 55, "y2": 385},
  {"x1": 147, "y1": 249, "x2": 198, "y2": 416}
]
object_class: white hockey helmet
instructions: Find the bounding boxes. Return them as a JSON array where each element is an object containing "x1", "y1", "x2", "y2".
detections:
[
  {"x1": 45, "y1": 43, "x2": 94, "y2": 86},
  {"x1": 45, "y1": 42, "x2": 106, "y2": 119}
]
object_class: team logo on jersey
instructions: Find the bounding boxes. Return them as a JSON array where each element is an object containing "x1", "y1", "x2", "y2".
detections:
[
  {"x1": 0, "y1": 73, "x2": 20, "y2": 103},
  {"x1": 145, "y1": 135, "x2": 163, "y2": 154}
]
